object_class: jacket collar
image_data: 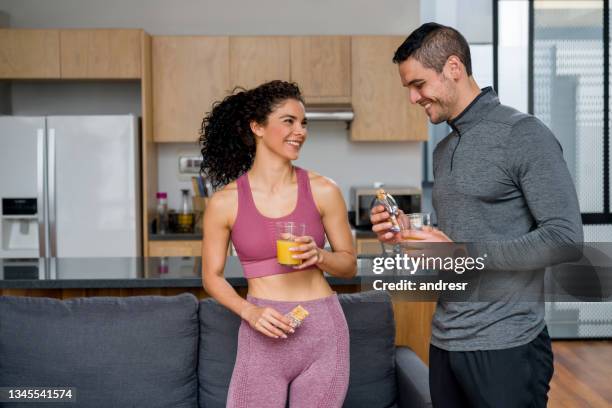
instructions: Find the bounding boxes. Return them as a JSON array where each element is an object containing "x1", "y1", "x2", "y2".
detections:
[{"x1": 448, "y1": 86, "x2": 499, "y2": 135}]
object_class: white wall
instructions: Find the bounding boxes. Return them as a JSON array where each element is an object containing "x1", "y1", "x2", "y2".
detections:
[
  {"x1": 157, "y1": 123, "x2": 422, "y2": 211},
  {"x1": 9, "y1": 82, "x2": 142, "y2": 116},
  {"x1": 0, "y1": 0, "x2": 420, "y2": 35},
  {"x1": 420, "y1": 0, "x2": 493, "y2": 43}
]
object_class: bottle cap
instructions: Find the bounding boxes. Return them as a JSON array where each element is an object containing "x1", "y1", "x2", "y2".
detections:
[{"x1": 156, "y1": 192, "x2": 168, "y2": 199}]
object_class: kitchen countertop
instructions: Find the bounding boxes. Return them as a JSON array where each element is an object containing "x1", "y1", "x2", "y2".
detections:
[
  {"x1": 148, "y1": 229, "x2": 377, "y2": 241},
  {"x1": 0, "y1": 256, "x2": 382, "y2": 289},
  {"x1": 353, "y1": 228, "x2": 378, "y2": 239},
  {"x1": 149, "y1": 233, "x2": 203, "y2": 241}
]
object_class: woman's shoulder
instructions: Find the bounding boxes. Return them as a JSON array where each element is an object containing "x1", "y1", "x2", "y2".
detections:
[
  {"x1": 301, "y1": 168, "x2": 342, "y2": 202},
  {"x1": 206, "y1": 181, "x2": 238, "y2": 217}
]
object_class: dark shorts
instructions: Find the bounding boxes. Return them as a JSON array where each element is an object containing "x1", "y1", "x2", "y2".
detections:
[{"x1": 429, "y1": 327, "x2": 554, "y2": 408}]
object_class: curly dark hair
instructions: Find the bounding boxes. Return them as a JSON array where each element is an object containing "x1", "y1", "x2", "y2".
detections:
[{"x1": 199, "y1": 80, "x2": 304, "y2": 189}]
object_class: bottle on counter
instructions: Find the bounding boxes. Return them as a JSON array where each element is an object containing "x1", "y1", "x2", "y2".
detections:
[
  {"x1": 156, "y1": 192, "x2": 169, "y2": 234},
  {"x1": 177, "y1": 189, "x2": 194, "y2": 233},
  {"x1": 373, "y1": 188, "x2": 401, "y2": 233},
  {"x1": 158, "y1": 256, "x2": 169, "y2": 274}
]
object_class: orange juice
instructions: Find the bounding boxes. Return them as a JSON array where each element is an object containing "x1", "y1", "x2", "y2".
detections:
[
  {"x1": 401, "y1": 237, "x2": 425, "y2": 241},
  {"x1": 276, "y1": 239, "x2": 303, "y2": 265}
]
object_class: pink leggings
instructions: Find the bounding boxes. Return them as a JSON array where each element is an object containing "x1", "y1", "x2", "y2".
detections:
[{"x1": 226, "y1": 293, "x2": 350, "y2": 408}]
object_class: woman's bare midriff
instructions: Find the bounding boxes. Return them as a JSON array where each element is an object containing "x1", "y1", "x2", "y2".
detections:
[{"x1": 247, "y1": 268, "x2": 334, "y2": 301}]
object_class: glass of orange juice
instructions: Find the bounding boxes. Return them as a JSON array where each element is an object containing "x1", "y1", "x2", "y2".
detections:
[{"x1": 276, "y1": 221, "x2": 306, "y2": 265}]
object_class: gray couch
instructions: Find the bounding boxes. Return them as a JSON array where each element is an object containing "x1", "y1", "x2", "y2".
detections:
[{"x1": 0, "y1": 290, "x2": 431, "y2": 408}]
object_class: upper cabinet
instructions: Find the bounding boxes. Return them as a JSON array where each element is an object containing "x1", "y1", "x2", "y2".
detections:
[
  {"x1": 0, "y1": 29, "x2": 61, "y2": 78},
  {"x1": 152, "y1": 36, "x2": 229, "y2": 143},
  {"x1": 152, "y1": 35, "x2": 425, "y2": 143},
  {"x1": 60, "y1": 29, "x2": 141, "y2": 79},
  {"x1": 229, "y1": 36, "x2": 290, "y2": 90},
  {"x1": 351, "y1": 36, "x2": 428, "y2": 141},
  {"x1": 229, "y1": 36, "x2": 349, "y2": 103},
  {"x1": 290, "y1": 36, "x2": 351, "y2": 104},
  {"x1": 0, "y1": 29, "x2": 142, "y2": 80}
]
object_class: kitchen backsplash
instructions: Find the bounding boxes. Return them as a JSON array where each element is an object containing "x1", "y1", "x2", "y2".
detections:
[{"x1": 156, "y1": 121, "x2": 422, "y2": 211}]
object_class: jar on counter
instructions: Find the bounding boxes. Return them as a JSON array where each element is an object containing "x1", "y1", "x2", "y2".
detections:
[{"x1": 177, "y1": 189, "x2": 195, "y2": 233}]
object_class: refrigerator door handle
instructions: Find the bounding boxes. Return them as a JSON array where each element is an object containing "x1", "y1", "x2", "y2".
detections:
[
  {"x1": 36, "y1": 128, "x2": 48, "y2": 258},
  {"x1": 48, "y1": 128, "x2": 57, "y2": 258}
]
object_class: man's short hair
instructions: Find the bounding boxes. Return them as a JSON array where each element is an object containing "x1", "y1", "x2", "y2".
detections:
[{"x1": 393, "y1": 22, "x2": 472, "y2": 77}]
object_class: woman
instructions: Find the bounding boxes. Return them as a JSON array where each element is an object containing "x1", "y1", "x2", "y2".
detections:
[{"x1": 200, "y1": 80, "x2": 357, "y2": 408}]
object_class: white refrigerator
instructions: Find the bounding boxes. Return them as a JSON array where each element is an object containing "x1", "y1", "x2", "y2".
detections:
[{"x1": 0, "y1": 115, "x2": 141, "y2": 270}]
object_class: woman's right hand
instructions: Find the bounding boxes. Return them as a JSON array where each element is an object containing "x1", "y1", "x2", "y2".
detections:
[{"x1": 240, "y1": 304, "x2": 295, "y2": 339}]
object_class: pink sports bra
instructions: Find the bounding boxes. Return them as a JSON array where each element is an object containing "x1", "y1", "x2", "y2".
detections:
[{"x1": 231, "y1": 167, "x2": 326, "y2": 279}]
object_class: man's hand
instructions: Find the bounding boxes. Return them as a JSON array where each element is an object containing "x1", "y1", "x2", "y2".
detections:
[
  {"x1": 400, "y1": 226, "x2": 453, "y2": 243},
  {"x1": 371, "y1": 205, "x2": 403, "y2": 244},
  {"x1": 399, "y1": 226, "x2": 460, "y2": 259}
]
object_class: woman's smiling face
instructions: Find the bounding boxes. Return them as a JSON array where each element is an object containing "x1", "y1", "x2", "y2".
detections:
[{"x1": 252, "y1": 98, "x2": 308, "y2": 161}]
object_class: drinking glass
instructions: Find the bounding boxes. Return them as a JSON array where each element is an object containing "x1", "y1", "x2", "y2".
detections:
[
  {"x1": 406, "y1": 213, "x2": 431, "y2": 230},
  {"x1": 275, "y1": 222, "x2": 306, "y2": 265},
  {"x1": 399, "y1": 212, "x2": 431, "y2": 241}
]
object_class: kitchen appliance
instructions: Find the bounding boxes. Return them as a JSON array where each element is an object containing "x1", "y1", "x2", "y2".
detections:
[
  {"x1": 0, "y1": 115, "x2": 141, "y2": 264},
  {"x1": 351, "y1": 185, "x2": 421, "y2": 229},
  {"x1": 305, "y1": 104, "x2": 354, "y2": 128}
]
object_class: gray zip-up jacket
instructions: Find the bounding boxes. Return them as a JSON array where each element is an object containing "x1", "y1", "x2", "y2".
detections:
[{"x1": 431, "y1": 87, "x2": 583, "y2": 351}]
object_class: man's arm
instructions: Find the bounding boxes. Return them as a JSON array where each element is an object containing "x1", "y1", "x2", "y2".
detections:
[{"x1": 470, "y1": 116, "x2": 583, "y2": 270}]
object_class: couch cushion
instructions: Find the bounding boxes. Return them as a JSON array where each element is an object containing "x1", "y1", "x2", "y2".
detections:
[
  {"x1": 0, "y1": 293, "x2": 199, "y2": 408},
  {"x1": 341, "y1": 290, "x2": 397, "y2": 408},
  {"x1": 198, "y1": 297, "x2": 241, "y2": 408},
  {"x1": 198, "y1": 290, "x2": 397, "y2": 408}
]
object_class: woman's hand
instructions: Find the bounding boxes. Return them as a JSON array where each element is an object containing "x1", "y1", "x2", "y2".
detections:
[
  {"x1": 240, "y1": 304, "x2": 295, "y2": 339},
  {"x1": 290, "y1": 235, "x2": 323, "y2": 269}
]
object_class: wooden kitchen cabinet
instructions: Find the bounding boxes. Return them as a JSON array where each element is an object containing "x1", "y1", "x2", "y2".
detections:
[
  {"x1": 290, "y1": 36, "x2": 351, "y2": 104},
  {"x1": 351, "y1": 36, "x2": 428, "y2": 141},
  {"x1": 356, "y1": 238, "x2": 384, "y2": 255},
  {"x1": 0, "y1": 29, "x2": 61, "y2": 78},
  {"x1": 152, "y1": 36, "x2": 229, "y2": 142},
  {"x1": 149, "y1": 240, "x2": 202, "y2": 257},
  {"x1": 229, "y1": 36, "x2": 290, "y2": 90},
  {"x1": 60, "y1": 29, "x2": 141, "y2": 79}
]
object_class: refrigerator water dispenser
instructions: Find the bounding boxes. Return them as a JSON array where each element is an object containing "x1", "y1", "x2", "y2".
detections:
[{"x1": 1, "y1": 198, "x2": 38, "y2": 251}]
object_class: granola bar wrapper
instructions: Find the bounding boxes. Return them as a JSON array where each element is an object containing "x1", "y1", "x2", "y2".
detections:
[{"x1": 285, "y1": 305, "x2": 309, "y2": 328}]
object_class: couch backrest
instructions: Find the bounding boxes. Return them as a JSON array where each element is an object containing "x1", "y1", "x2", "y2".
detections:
[
  {"x1": 0, "y1": 293, "x2": 199, "y2": 408},
  {"x1": 198, "y1": 290, "x2": 397, "y2": 408}
]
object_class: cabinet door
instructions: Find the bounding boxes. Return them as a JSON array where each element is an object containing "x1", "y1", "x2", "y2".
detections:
[
  {"x1": 60, "y1": 29, "x2": 141, "y2": 79},
  {"x1": 0, "y1": 29, "x2": 60, "y2": 78},
  {"x1": 351, "y1": 36, "x2": 428, "y2": 141},
  {"x1": 356, "y1": 238, "x2": 384, "y2": 255},
  {"x1": 290, "y1": 36, "x2": 351, "y2": 104},
  {"x1": 230, "y1": 36, "x2": 290, "y2": 90},
  {"x1": 153, "y1": 36, "x2": 229, "y2": 143},
  {"x1": 149, "y1": 240, "x2": 202, "y2": 257}
]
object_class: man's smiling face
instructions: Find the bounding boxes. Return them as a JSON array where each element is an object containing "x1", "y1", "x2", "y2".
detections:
[{"x1": 398, "y1": 56, "x2": 457, "y2": 124}]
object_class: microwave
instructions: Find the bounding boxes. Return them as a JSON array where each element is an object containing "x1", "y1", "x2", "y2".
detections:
[{"x1": 350, "y1": 186, "x2": 421, "y2": 229}]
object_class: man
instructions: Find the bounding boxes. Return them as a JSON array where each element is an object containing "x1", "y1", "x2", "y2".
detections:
[{"x1": 371, "y1": 23, "x2": 583, "y2": 407}]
